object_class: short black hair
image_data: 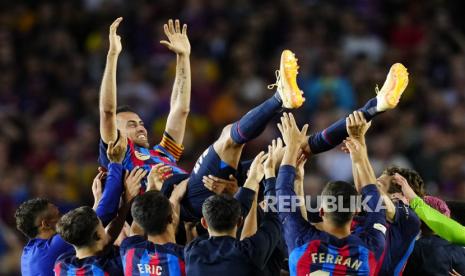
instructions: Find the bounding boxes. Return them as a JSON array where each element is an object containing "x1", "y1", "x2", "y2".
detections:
[
  {"x1": 116, "y1": 105, "x2": 136, "y2": 114},
  {"x1": 321, "y1": 181, "x2": 358, "y2": 227},
  {"x1": 56, "y1": 206, "x2": 99, "y2": 248},
  {"x1": 15, "y1": 198, "x2": 50, "y2": 239},
  {"x1": 131, "y1": 191, "x2": 172, "y2": 235},
  {"x1": 202, "y1": 194, "x2": 241, "y2": 232},
  {"x1": 383, "y1": 166, "x2": 425, "y2": 197}
]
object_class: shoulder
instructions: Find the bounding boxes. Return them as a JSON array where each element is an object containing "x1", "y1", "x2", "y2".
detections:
[{"x1": 120, "y1": 235, "x2": 146, "y2": 251}]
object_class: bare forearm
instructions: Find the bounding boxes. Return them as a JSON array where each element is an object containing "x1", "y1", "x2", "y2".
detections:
[
  {"x1": 165, "y1": 54, "x2": 191, "y2": 143},
  {"x1": 353, "y1": 154, "x2": 377, "y2": 187},
  {"x1": 294, "y1": 177, "x2": 308, "y2": 221},
  {"x1": 240, "y1": 193, "x2": 258, "y2": 240},
  {"x1": 282, "y1": 145, "x2": 299, "y2": 167},
  {"x1": 99, "y1": 53, "x2": 119, "y2": 143}
]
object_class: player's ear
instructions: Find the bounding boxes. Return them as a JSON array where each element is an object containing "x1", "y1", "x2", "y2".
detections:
[
  {"x1": 93, "y1": 231, "x2": 101, "y2": 241},
  {"x1": 200, "y1": 217, "x2": 208, "y2": 230}
]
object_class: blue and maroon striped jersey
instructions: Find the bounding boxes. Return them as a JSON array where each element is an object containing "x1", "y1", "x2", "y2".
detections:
[
  {"x1": 54, "y1": 246, "x2": 122, "y2": 276},
  {"x1": 276, "y1": 165, "x2": 387, "y2": 276},
  {"x1": 120, "y1": 235, "x2": 185, "y2": 276},
  {"x1": 98, "y1": 133, "x2": 188, "y2": 175},
  {"x1": 374, "y1": 201, "x2": 420, "y2": 276}
]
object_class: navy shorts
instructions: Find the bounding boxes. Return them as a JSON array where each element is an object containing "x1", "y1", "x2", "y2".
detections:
[{"x1": 181, "y1": 145, "x2": 236, "y2": 221}]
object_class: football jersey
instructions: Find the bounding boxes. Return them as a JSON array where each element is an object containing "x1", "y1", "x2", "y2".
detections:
[
  {"x1": 120, "y1": 235, "x2": 185, "y2": 276},
  {"x1": 276, "y1": 166, "x2": 387, "y2": 276},
  {"x1": 98, "y1": 133, "x2": 189, "y2": 191},
  {"x1": 21, "y1": 234, "x2": 74, "y2": 276},
  {"x1": 54, "y1": 246, "x2": 122, "y2": 276}
]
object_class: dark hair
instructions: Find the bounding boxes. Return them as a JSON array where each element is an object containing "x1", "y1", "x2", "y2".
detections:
[
  {"x1": 321, "y1": 181, "x2": 358, "y2": 227},
  {"x1": 202, "y1": 194, "x2": 241, "y2": 232},
  {"x1": 383, "y1": 166, "x2": 425, "y2": 197},
  {"x1": 131, "y1": 191, "x2": 173, "y2": 235},
  {"x1": 56, "y1": 206, "x2": 99, "y2": 247},
  {"x1": 116, "y1": 105, "x2": 136, "y2": 114},
  {"x1": 15, "y1": 198, "x2": 50, "y2": 239}
]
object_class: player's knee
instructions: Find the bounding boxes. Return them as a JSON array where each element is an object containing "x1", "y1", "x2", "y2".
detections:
[{"x1": 216, "y1": 124, "x2": 241, "y2": 150}]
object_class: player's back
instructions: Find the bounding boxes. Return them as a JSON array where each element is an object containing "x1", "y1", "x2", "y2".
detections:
[
  {"x1": 54, "y1": 247, "x2": 122, "y2": 276},
  {"x1": 120, "y1": 235, "x2": 185, "y2": 276},
  {"x1": 289, "y1": 232, "x2": 377, "y2": 276},
  {"x1": 404, "y1": 235, "x2": 465, "y2": 276},
  {"x1": 21, "y1": 235, "x2": 74, "y2": 276}
]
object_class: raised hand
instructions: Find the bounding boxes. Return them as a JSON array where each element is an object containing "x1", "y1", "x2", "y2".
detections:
[
  {"x1": 393, "y1": 173, "x2": 417, "y2": 201},
  {"x1": 244, "y1": 151, "x2": 267, "y2": 192},
  {"x1": 108, "y1": 17, "x2": 123, "y2": 56},
  {"x1": 343, "y1": 137, "x2": 365, "y2": 163},
  {"x1": 92, "y1": 171, "x2": 107, "y2": 208},
  {"x1": 124, "y1": 167, "x2": 147, "y2": 203},
  {"x1": 277, "y1": 113, "x2": 309, "y2": 150},
  {"x1": 203, "y1": 174, "x2": 238, "y2": 196},
  {"x1": 107, "y1": 131, "x2": 127, "y2": 164},
  {"x1": 147, "y1": 164, "x2": 173, "y2": 191},
  {"x1": 160, "y1": 19, "x2": 190, "y2": 56},
  {"x1": 170, "y1": 178, "x2": 188, "y2": 203},
  {"x1": 346, "y1": 111, "x2": 371, "y2": 142},
  {"x1": 264, "y1": 140, "x2": 278, "y2": 178}
]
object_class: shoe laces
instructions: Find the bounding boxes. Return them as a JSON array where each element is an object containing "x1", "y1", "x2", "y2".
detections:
[
  {"x1": 267, "y1": 70, "x2": 282, "y2": 90},
  {"x1": 375, "y1": 84, "x2": 380, "y2": 95}
]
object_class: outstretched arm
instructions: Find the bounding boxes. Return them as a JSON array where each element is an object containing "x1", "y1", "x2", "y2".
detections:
[
  {"x1": 100, "y1": 17, "x2": 122, "y2": 144},
  {"x1": 394, "y1": 174, "x2": 465, "y2": 245},
  {"x1": 161, "y1": 19, "x2": 191, "y2": 145}
]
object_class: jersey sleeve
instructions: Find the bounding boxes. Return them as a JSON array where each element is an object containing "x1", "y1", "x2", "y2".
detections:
[
  {"x1": 357, "y1": 184, "x2": 387, "y2": 259},
  {"x1": 154, "y1": 132, "x2": 184, "y2": 162},
  {"x1": 392, "y1": 201, "x2": 421, "y2": 238},
  {"x1": 98, "y1": 137, "x2": 131, "y2": 169},
  {"x1": 240, "y1": 177, "x2": 282, "y2": 270},
  {"x1": 95, "y1": 162, "x2": 124, "y2": 226},
  {"x1": 234, "y1": 187, "x2": 256, "y2": 218},
  {"x1": 49, "y1": 234, "x2": 74, "y2": 255},
  {"x1": 411, "y1": 196, "x2": 465, "y2": 245},
  {"x1": 275, "y1": 165, "x2": 317, "y2": 253}
]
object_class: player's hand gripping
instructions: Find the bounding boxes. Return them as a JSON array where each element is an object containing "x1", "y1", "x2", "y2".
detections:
[
  {"x1": 147, "y1": 164, "x2": 173, "y2": 191},
  {"x1": 107, "y1": 131, "x2": 127, "y2": 164},
  {"x1": 346, "y1": 111, "x2": 371, "y2": 142},
  {"x1": 108, "y1": 17, "x2": 123, "y2": 56},
  {"x1": 160, "y1": 19, "x2": 190, "y2": 56},
  {"x1": 203, "y1": 174, "x2": 239, "y2": 196},
  {"x1": 124, "y1": 167, "x2": 147, "y2": 203}
]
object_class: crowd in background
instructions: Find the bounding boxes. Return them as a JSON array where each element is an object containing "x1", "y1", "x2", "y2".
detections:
[{"x1": 1, "y1": 0, "x2": 465, "y2": 274}]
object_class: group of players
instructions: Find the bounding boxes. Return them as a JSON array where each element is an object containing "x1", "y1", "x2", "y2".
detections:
[{"x1": 14, "y1": 18, "x2": 465, "y2": 276}]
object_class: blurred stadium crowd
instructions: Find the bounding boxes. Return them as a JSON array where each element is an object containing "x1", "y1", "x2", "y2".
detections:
[{"x1": 1, "y1": 0, "x2": 465, "y2": 273}]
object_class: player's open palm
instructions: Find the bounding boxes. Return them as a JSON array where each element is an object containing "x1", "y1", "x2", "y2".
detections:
[
  {"x1": 393, "y1": 173, "x2": 417, "y2": 202},
  {"x1": 160, "y1": 19, "x2": 190, "y2": 56},
  {"x1": 346, "y1": 111, "x2": 371, "y2": 141},
  {"x1": 343, "y1": 137, "x2": 364, "y2": 163},
  {"x1": 108, "y1": 17, "x2": 122, "y2": 56},
  {"x1": 124, "y1": 167, "x2": 147, "y2": 202},
  {"x1": 248, "y1": 151, "x2": 267, "y2": 184},
  {"x1": 147, "y1": 164, "x2": 172, "y2": 191},
  {"x1": 277, "y1": 112, "x2": 308, "y2": 148}
]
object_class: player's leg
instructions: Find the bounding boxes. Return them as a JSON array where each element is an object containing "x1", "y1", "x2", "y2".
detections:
[
  {"x1": 181, "y1": 50, "x2": 305, "y2": 220},
  {"x1": 307, "y1": 63, "x2": 409, "y2": 154}
]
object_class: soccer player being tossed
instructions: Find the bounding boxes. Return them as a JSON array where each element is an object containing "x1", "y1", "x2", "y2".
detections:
[
  {"x1": 98, "y1": 17, "x2": 306, "y2": 221},
  {"x1": 274, "y1": 113, "x2": 387, "y2": 276}
]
